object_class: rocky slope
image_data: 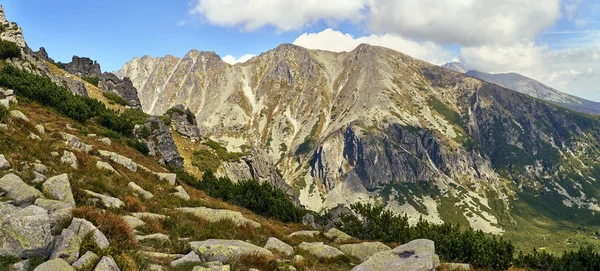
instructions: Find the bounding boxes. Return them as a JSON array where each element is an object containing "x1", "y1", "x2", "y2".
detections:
[
  {"x1": 120, "y1": 43, "x2": 600, "y2": 239},
  {"x1": 442, "y1": 62, "x2": 600, "y2": 114}
]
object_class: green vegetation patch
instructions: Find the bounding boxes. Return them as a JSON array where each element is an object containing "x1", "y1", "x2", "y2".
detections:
[
  {"x1": 102, "y1": 92, "x2": 128, "y2": 106},
  {"x1": 0, "y1": 40, "x2": 20, "y2": 60},
  {"x1": 191, "y1": 149, "x2": 221, "y2": 172},
  {"x1": 82, "y1": 76, "x2": 100, "y2": 87},
  {"x1": 428, "y1": 96, "x2": 464, "y2": 127},
  {"x1": 203, "y1": 139, "x2": 246, "y2": 162}
]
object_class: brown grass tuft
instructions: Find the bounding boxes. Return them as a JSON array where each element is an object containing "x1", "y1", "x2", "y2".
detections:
[
  {"x1": 72, "y1": 206, "x2": 138, "y2": 249},
  {"x1": 124, "y1": 196, "x2": 146, "y2": 212}
]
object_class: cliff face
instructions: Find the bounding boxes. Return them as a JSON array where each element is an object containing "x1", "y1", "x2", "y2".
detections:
[{"x1": 120, "y1": 44, "x2": 600, "y2": 233}]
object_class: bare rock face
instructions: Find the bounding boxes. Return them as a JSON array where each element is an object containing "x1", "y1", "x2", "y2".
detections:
[
  {"x1": 34, "y1": 47, "x2": 52, "y2": 62},
  {"x1": 166, "y1": 105, "x2": 201, "y2": 140},
  {"x1": 140, "y1": 117, "x2": 184, "y2": 169},
  {"x1": 98, "y1": 72, "x2": 142, "y2": 108},
  {"x1": 0, "y1": 5, "x2": 27, "y2": 48},
  {"x1": 65, "y1": 56, "x2": 101, "y2": 78}
]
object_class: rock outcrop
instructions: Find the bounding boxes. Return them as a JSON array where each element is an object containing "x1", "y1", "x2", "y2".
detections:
[
  {"x1": 0, "y1": 205, "x2": 53, "y2": 258},
  {"x1": 65, "y1": 56, "x2": 102, "y2": 78},
  {"x1": 98, "y1": 72, "x2": 142, "y2": 108},
  {"x1": 140, "y1": 117, "x2": 184, "y2": 169},
  {"x1": 166, "y1": 105, "x2": 201, "y2": 139},
  {"x1": 352, "y1": 239, "x2": 440, "y2": 271},
  {"x1": 190, "y1": 239, "x2": 274, "y2": 263}
]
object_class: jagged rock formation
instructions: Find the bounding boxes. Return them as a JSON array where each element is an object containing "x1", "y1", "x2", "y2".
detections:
[
  {"x1": 0, "y1": 6, "x2": 26, "y2": 49},
  {"x1": 120, "y1": 43, "x2": 600, "y2": 234},
  {"x1": 65, "y1": 56, "x2": 101, "y2": 78},
  {"x1": 442, "y1": 62, "x2": 600, "y2": 115},
  {"x1": 139, "y1": 117, "x2": 184, "y2": 169},
  {"x1": 34, "y1": 47, "x2": 52, "y2": 62},
  {"x1": 166, "y1": 105, "x2": 201, "y2": 139},
  {"x1": 98, "y1": 72, "x2": 142, "y2": 108}
]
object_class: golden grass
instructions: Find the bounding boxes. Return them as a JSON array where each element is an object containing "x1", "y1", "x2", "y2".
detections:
[{"x1": 72, "y1": 206, "x2": 137, "y2": 250}]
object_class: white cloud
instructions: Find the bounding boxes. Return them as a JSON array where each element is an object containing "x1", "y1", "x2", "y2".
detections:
[
  {"x1": 222, "y1": 54, "x2": 256, "y2": 65},
  {"x1": 190, "y1": 0, "x2": 366, "y2": 32},
  {"x1": 191, "y1": 0, "x2": 561, "y2": 46},
  {"x1": 293, "y1": 29, "x2": 452, "y2": 65}
]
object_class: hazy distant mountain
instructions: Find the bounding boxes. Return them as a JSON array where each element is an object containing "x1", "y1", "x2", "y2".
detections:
[{"x1": 441, "y1": 63, "x2": 600, "y2": 115}]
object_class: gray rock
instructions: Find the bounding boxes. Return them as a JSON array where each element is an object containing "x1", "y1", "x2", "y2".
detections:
[
  {"x1": 288, "y1": 230, "x2": 320, "y2": 239},
  {"x1": 9, "y1": 110, "x2": 29, "y2": 122},
  {"x1": 192, "y1": 261, "x2": 230, "y2": 271},
  {"x1": 0, "y1": 154, "x2": 10, "y2": 169},
  {"x1": 93, "y1": 256, "x2": 120, "y2": 271},
  {"x1": 121, "y1": 215, "x2": 146, "y2": 229},
  {"x1": 169, "y1": 251, "x2": 201, "y2": 267},
  {"x1": 84, "y1": 190, "x2": 124, "y2": 209},
  {"x1": 172, "y1": 185, "x2": 190, "y2": 201},
  {"x1": 0, "y1": 98, "x2": 9, "y2": 109},
  {"x1": 128, "y1": 182, "x2": 154, "y2": 199},
  {"x1": 292, "y1": 255, "x2": 305, "y2": 265},
  {"x1": 9, "y1": 259, "x2": 30, "y2": 271},
  {"x1": 61, "y1": 133, "x2": 93, "y2": 153},
  {"x1": 99, "y1": 138, "x2": 111, "y2": 146},
  {"x1": 98, "y1": 150, "x2": 137, "y2": 172},
  {"x1": 0, "y1": 173, "x2": 42, "y2": 205},
  {"x1": 176, "y1": 207, "x2": 260, "y2": 228},
  {"x1": 32, "y1": 171, "x2": 46, "y2": 183},
  {"x1": 65, "y1": 56, "x2": 101, "y2": 78},
  {"x1": 35, "y1": 198, "x2": 73, "y2": 235},
  {"x1": 324, "y1": 228, "x2": 355, "y2": 243},
  {"x1": 35, "y1": 124, "x2": 45, "y2": 134},
  {"x1": 137, "y1": 233, "x2": 170, "y2": 243},
  {"x1": 96, "y1": 161, "x2": 119, "y2": 174},
  {"x1": 298, "y1": 242, "x2": 345, "y2": 260},
  {"x1": 72, "y1": 251, "x2": 99, "y2": 271},
  {"x1": 142, "y1": 117, "x2": 184, "y2": 169},
  {"x1": 35, "y1": 198, "x2": 72, "y2": 212},
  {"x1": 98, "y1": 72, "x2": 142, "y2": 109},
  {"x1": 33, "y1": 258, "x2": 74, "y2": 271},
  {"x1": 28, "y1": 133, "x2": 41, "y2": 140},
  {"x1": 190, "y1": 239, "x2": 274, "y2": 263},
  {"x1": 0, "y1": 205, "x2": 53, "y2": 258},
  {"x1": 131, "y1": 212, "x2": 167, "y2": 221},
  {"x1": 351, "y1": 239, "x2": 440, "y2": 271},
  {"x1": 43, "y1": 173, "x2": 76, "y2": 206},
  {"x1": 67, "y1": 218, "x2": 110, "y2": 250},
  {"x1": 167, "y1": 105, "x2": 201, "y2": 139},
  {"x1": 60, "y1": 151, "x2": 79, "y2": 169},
  {"x1": 264, "y1": 237, "x2": 294, "y2": 256},
  {"x1": 50, "y1": 228, "x2": 82, "y2": 264},
  {"x1": 32, "y1": 162, "x2": 48, "y2": 174},
  {"x1": 155, "y1": 172, "x2": 176, "y2": 185},
  {"x1": 338, "y1": 242, "x2": 391, "y2": 262}
]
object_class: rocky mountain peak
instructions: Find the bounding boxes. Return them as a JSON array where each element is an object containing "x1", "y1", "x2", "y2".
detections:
[
  {"x1": 0, "y1": 5, "x2": 27, "y2": 48},
  {"x1": 65, "y1": 56, "x2": 102, "y2": 78}
]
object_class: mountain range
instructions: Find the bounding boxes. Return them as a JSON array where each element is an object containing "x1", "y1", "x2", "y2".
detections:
[{"x1": 441, "y1": 62, "x2": 600, "y2": 115}]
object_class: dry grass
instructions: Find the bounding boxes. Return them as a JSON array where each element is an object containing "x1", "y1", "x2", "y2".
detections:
[
  {"x1": 72, "y1": 206, "x2": 138, "y2": 249},
  {"x1": 124, "y1": 196, "x2": 146, "y2": 212}
]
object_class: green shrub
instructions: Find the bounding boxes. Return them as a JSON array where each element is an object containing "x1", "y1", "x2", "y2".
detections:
[
  {"x1": 0, "y1": 105, "x2": 7, "y2": 122},
  {"x1": 191, "y1": 149, "x2": 221, "y2": 172},
  {"x1": 188, "y1": 171, "x2": 304, "y2": 223},
  {"x1": 203, "y1": 139, "x2": 245, "y2": 161},
  {"x1": 128, "y1": 139, "x2": 149, "y2": 155},
  {"x1": 102, "y1": 92, "x2": 128, "y2": 106},
  {"x1": 166, "y1": 107, "x2": 185, "y2": 116},
  {"x1": 121, "y1": 108, "x2": 149, "y2": 125},
  {"x1": 82, "y1": 76, "x2": 100, "y2": 86},
  {"x1": 54, "y1": 61, "x2": 67, "y2": 70},
  {"x1": 159, "y1": 115, "x2": 171, "y2": 126},
  {"x1": 186, "y1": 109, "x2": 195, "y2": 124},
  {"x1": 0, "y1": 40, "x2": 20, "y2": 59},
  {"x1": 139, "y1": 126, "x2": 151, "y2": 138}
]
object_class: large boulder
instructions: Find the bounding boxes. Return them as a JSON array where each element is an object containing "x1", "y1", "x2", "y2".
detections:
[
  {"x1": 0, "y1": 205, "x2": 53, "y2": 258},
  {"x1": 98, "y1": 72, "x2": 142, "y2": 109},
  {"x1": 324, "y1": 228, "x2": 355, "y2": 243},
  {"x1": 33, "y1": 258, "x2": 75, "y2": 271},
  {"x1": 127, "y1": 182, "x2": 153, "y2": 199},
  {"x1": 190, "y1": 239, "x2": 274, "y2": 263},
  {"x1": 43, "y1": 173, "x2": 76, "y2": 206},
  {"x1": 141, "y1": 117, "x2": 184, "y2": 169},
  {"x1": 338, "y1": 242, "x2": 391, "y2": 261},
  {"x1": 93, "y1": 256, "x2": 120, "y2": 271},
  {"x1": 351, "y1": 239, "x2": 440, "y2": 271},
  {"x1": 298, "y1": 242, "x2": 345, "y2": 260},
  {"x1": 67, "y1": 218, "x2": 110, "y2": 250},
  {"x1": 72, "y1": 251, "x2": 99, "y2": 271},
  {"x1": 50, "y1": 228, "x2": 82, "y2": 264},
  {"x1": 264, "y1": 237, "x2": 294, "y2": 256},
  {"x1": 176, "y1": 207, "x2": 260, "y2": 228},
  {"x1": 0, "y1": 173, "x2": 43, "y2": 205},
  {"x1": 34, "y1": 198, "x2": 73, "y2": 235}
]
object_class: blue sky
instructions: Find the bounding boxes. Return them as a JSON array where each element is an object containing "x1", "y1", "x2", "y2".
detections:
[{"x1": 3, "y1": 0, "x2": 599, "y2": 101}]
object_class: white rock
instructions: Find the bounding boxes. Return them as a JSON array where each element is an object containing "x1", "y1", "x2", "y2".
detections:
[
  {"x1": 9, "y1": 259, "x2": 30, "y2": 271},
  {"x1": 172, "y1": 185, "x2": 190, "y2": 201},
  {"x1": 72, "y1": 251, "x2": 99, "y2": 271},
  {"x1": 324, "y1": 228, "x2": 355, "y2": 243},
  {"x1": 0, "y1": 173, "x2": 42, "y2": 205},
  {"x1": 32, "y1": 171, "x2": 46, "y2": 184},
  {"x1": 98, "y1": 150, "x2": 137, "y2": 172},
  {"x1": 137, "y1": 233, "x2": 170, "y2": 243},
  {"x1": 121, "y1": 215, "x2": 146, "y2": 229},
  {"x1": 351, "y1": 239, "x2": 440, "y2": 271},
  {"x1": 298, "y1": 242, "x2": 345, "y2": 260},
  {"x1": 61, "y1": 133, "x2": 93, "y2": 153},
  {"x1": 28, "y1": 132, "x2": 41, "y2": 140},
  {"x1": 9, "y1": 110, "x2": 29, "y2": 122},
  {"x1": 32, "y1": 162, "x2": 48, "y2": 173},
  {"x1": 99, "y1": 138, "x2": 112, "y2": 146},
  {"x1": 264, "y1": 237, "x2": 294, "y2": 256},
  {"x1": 50, "y1": 228, "x2": 81, "y2": 264},
  {"x1": 84, "y1": 190, "x2": 124, "y2": 209},
  {"x1": 190, "y1": 239, "x2": 274, "y2": 263},
  {"x1": 33, "y1": 258, "x2": 74, "y2": 271},
  {"x1": 155, "y1": 172, "x2": 176, "y2": 185},
  {"x1": 0, "y1": 154, "x2": 10, "y2": 169},
  {"x1": 96, "y1": 161, "x2": 119, "y2": 174},
  {"x1": 169, "y1": 251, "x2": 201, "y2": 267},
  {"x1": 43, "y1": 173, "x2": 76, "y2": 206},
  {"x1": 287, "y1": 230, "x2": 320, "y2": 239},
  {"x1": 131, "y1": 212, "x2": 168, "y2": 221},
  {"x1": 60, "y1": 151, "x2": 78, "y2": 169},
  {"x1": 0, "y1": 98, "x2": 9, "y2": 109},
  {"x1": 93, "y1": 256, "x2": 121, "y2": 271},
  {"x1": 67, "y1": 218, "x2": 110, "y2": 250},
  {"x1": 35, "y1": 124, "x2": 45, "y2": 134},
  {"x1": 338, "y1": 242, "x2": 391, "y2": 261},
  {"x1": 128, "y1": 182, "x2": 154, "y2": 199}
]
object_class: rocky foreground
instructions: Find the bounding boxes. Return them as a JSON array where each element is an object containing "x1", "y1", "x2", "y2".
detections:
[{"x1": 0, "y1": 88, "x2": 470, "y2": 271}]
